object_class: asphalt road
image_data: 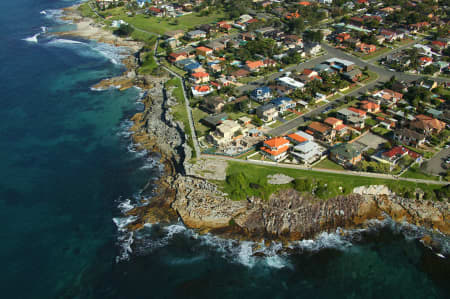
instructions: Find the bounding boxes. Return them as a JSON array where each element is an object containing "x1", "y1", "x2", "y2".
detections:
[{"x1": 423, "y1": 148, "x2": 450, "y2": 176}]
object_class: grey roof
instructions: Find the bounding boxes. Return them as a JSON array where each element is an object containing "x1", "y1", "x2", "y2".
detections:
[
  {"x1": 256, "y1": 103, "x2": 276, "y2": 113},
  {"x1": 330, "y1": 143, "x2": 361, "y2": 160}
]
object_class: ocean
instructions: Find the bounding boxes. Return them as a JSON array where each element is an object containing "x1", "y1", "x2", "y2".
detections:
[{"x1": 0, "y1": 0, "x2": 448, "y2": 298}]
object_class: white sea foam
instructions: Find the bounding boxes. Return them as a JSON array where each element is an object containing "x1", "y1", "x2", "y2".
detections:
[
  {"x1": 23, "y1": 33, "x2": 40, "y2": 43},
  {"x1": 118, "y1": 198, "x2": 135, "y2": 213},
  {"x1": 41, "y1": 26, "x2": 47, "y2": 33},
  {"x1": 113, "y1": 215, "x2": 138, "y2": 232},
  {"x1": 40, "y1": 10, "x2": 47, "y2": 15}
]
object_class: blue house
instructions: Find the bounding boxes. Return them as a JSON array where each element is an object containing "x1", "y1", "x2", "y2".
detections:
[
  {"x1": 271, "y1": 97, "x2": 296, "y2": 112},
  {"x1": 250, "y1": 86, "x2": 272, "y2": 103}
]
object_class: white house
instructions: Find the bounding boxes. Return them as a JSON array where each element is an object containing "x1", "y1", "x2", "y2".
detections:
[{"x1": 276, "y1": 76, "x2": 305, "y2": 90}]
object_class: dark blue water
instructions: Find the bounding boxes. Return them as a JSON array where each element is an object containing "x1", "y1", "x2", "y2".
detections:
[{"x1": 1, "y1": 1, "x2": 449, "y2": 298}]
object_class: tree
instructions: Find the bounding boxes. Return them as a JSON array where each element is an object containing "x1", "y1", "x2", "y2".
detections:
[{"x1": 114, "y1": 24, "x2": 134, "y2": 37}]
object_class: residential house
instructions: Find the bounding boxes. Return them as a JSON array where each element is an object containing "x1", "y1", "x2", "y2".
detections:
[
  {"x1": 297, "y1": 69, "x2": 321, "y2": 84},
  {"x1": 202, "y1": 113, "x2": 228, "y2": 128},
  {"x1": 202, "y1": 96, "x2": 225, "y2": 114},
  {"x1": 360, "y1": 100, "x2": 380, "y2": 113},
  {"x1": 336, "y1": 32, "x2": 351, "y2": 43},
  {"x1": 291, "y1": 140, "x2": 325, "y2": 164},
  {"x1": 325, "y1": 58, "x2": 355, "y2": 72},
  {"x1": 232, "y1": 69, "x2": 250, "y2": 79},
  {"x1": 286, "y1": 131, "x2": 309, "y2": 145},
  {"x1": 251, "y1": 86, "x2": 272, "y2": 103},
  {"x1": 245, "y1": 60, "x2": 265, "y2": 72},
  {"x1": 256, "y1": 103, "x2": 278, "y2": 122},
  {"x1": 336, "y1": 107, "x2": 366, "y2": 129},
  {"x1": 356, "y1": 43, "x2": 376, "y2": 53},
  {"x1": 185, "y1": 63, "x2": 205, "y2": 74},
  {"x1": 190, "y1": 72, "x2": 210, "y2": 84},
  {"x1": 208, "y1": 120, "x2": 241, "y2": 146},
  {"x1": 343, "y1": 69, "x2": 362, "y2": 82},
  {"x1": 196, "y1": 46, "x2": 213, "y2": 57},
  {"x1": 277, "y1": 76, "x2": 305, "y2": 90},
  {"x1": 260, "y1": 137, "x2": 290, "y2": 161},
  {"x1": 329, "y1": 143, "x2": 362, "y2": 168},
  {"x1": 168, "y1": 52, "x2": 188, "y2": 63},
  {"x1": 431, "y1": 40, "x2": 447, "y2": 53},
  {"x1": 409, "y1": 22, "x2": 430, "y2": 33},
  {"x1": 164, "y1": 30, "x2": 184, "y2": 40},
  {"x1": 148, "y1": 6, "x2": 164, "y2": 17},
  {"x1": 304, "y1": 43, "x2": 322, "y2": 56},
  {"x1": 324, "y1": 117, "x2": 348, "y2": 135},
  {"x1": 270, "y1": 97, "x2": 296, "y2": 113},
  {"x1": 186, "y1": 30, "x2": 207, "y2": 40},
  {"x1": 393, "y1": 128, "x2": 426, "y2": 146},
  {"x1": 206, "y1": 41, "x2": 226, "y2": 52},
  {"x1": 381, "y1": 146, "x2": 421, "y2": 165},
  {"x1": 410, "y1": 115, "x2": 446, "y2": 135},
  {"x1": 191, "y1": 85, "x2": 213, "y2": 97},
  {"x1": 307, "y1": 121, "x2": 335, "y2": 142},
  {"x1": 373, "y1": 89, "x2": 403, "y2": 107}
]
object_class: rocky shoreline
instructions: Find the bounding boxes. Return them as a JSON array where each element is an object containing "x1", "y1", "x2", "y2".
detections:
[{"x1": 60, "y1": 3, "x2": 449, "y2": 255}]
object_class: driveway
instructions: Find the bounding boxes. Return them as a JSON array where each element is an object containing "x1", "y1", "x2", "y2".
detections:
[{"x1": 423, "y1": 148, "x2": 450, "y2": 176}]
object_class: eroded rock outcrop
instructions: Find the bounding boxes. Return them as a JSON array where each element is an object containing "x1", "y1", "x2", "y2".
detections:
[{"x1": 169, "y1": 182, "x2": 449, "y2": 241}]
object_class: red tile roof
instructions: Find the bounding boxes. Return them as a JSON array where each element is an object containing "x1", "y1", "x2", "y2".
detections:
[
  {"x1": 308, "y1": 121, "x2": 331, "y2": 134},
  {"x1": 192, "y1": 72, "x2": 209, "y2": 78},
  {"x1": 324, "y1": 117, "x2": 342, "y2": 126},
  {"x1": 196, "y1": 46, "x2": 212, "y2": 53},
  {"x1": 348, "y1": 107, "x2": 367, "y2": 116},
  {"x1": 261, "y1": 145, "x2": 289, "y2": 156},
  {"x1": 287, "y1": 133, "x2": 307, "y2": 144},
  {"x1": 264, "y1": 137, "x2": 290, "y2": 148}
]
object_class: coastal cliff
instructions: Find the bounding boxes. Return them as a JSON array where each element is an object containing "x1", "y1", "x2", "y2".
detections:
[{"x1": 170, "y1": 177, "x2": 449, "y2": 241}]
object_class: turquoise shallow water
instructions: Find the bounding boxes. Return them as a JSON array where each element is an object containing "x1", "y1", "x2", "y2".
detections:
[{"x1": 0, "y1": 1, "x2": 449, "y2": 298}]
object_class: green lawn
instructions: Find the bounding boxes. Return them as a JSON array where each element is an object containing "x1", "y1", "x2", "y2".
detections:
[
  {"x1": 360, "y1": 70, "x2": 379, "y2": 84},
  {"x1": 314, "y1": 158, "x2": 345, "y2": 170},
  {"x1": 220, "y1": 161, "x2": 444, "y2": 201},
  {"x1": 365, "y1": 118, "x2": 377, "y2": 127},
  {"x1": 101, "y1": 7, "x2": 226, "y2": 35},
  {"x1": 78, "y1": 2, "x2": 99, "y2": 19},
  {"x1": 371, "y1": 126, "x2": 390, "y2": 137},
  {"x1": 138, "y1": 52, "x2": 158, "y2": 74},
  {"x1": 360, "y1": 47, "x2": 391, "y2": 61},
  {"x1": 401, "y1": 165, "x2": 440, "y2": 181},
  {"x1": 268, "y1": 120, "x2": 282, "y2": 129},
  {"x1": 191, "y1": 108, "x2": 210, "y2": 137}
]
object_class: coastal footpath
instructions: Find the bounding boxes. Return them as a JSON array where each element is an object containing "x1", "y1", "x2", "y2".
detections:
[{"x1": 61, "y1": 3, "x2": 449, "y2": 254}]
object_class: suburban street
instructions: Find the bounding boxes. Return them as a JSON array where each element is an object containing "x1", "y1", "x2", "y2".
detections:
[{"x1": 265, "y1": 42, "x2": 450, "y2": 136}]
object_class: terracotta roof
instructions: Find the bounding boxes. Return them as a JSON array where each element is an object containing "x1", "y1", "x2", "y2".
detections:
[
  {"x1": 246, "y1": 60, "x2": 264, "y2": 69},
  {"x1": 298, "y1": 1, "x2": 311, "y2": 6},
  {"x1": 432, "y1": 40, "x2": 446, "y2": 48},
  {"x1": 196, "y1": 46, "x2": 212, "y2": 53},
  {"x1": 361, "y1": 101, "x2": 380, "y2": 111},
  {"x1": 261, "y1": 145, "x2": 289, "y2": 156},
  {"x1": 192, "y1": 72, "x2": 209, "y2": 78},
  {"x1": 420, "y1": 56, "x2": 433, "y2": 62},
  {"x1": 194, "y1": 85, "x2": 210, "y2": 92},
  {"x1": 324, "y1": 117, "x2": 342, "y2": 126},
  {"x1": 308, "y1": 121, "x2": 331, "y2": 134},
  {"x1": 382, "y1": 146, "x2": 420, "y2": 159},
  {"x1": 287, "y1": 133, "x2": 307, "y2": 144},
  {"x1": 334, "y1": 124, "x2": 347, "y2": 131},
  {"x1": 348, "y1": 107, "x2": 367, "y2": 116},
  {"x1": 264, "y1": 137, "x2": 290, "y2": 148}
]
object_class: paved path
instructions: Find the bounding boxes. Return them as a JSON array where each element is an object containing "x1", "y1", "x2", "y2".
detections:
[{"x1": 204, "y1": 155, "x2": 449, "y2": 185}]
